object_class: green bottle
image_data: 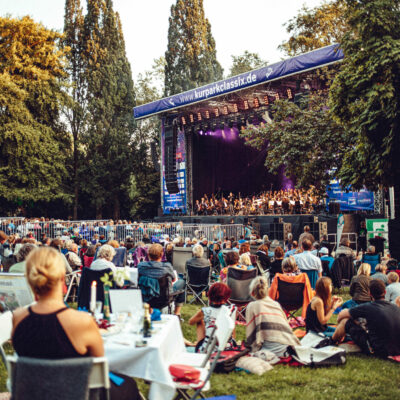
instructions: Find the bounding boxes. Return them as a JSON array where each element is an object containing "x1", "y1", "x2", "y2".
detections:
[
  {"x1": 103, "y1": 285, "x2": 111, "y2": 322},
  {"x1": 143, "y1": 303, "x2": 152, "y2": 338}
]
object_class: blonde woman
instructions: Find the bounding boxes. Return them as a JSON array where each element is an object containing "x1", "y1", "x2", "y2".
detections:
[{"x1": 12, "y1": 247, "x2": 139, "y2": 399}]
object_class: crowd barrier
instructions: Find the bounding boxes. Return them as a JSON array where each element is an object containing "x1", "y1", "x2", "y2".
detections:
[{"x1": 0, "y1": 218, "x2": 245, "y2": 243}]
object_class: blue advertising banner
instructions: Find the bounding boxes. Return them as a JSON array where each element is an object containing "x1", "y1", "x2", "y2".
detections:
[
  {"x1": 326, "y1": 182, "x2": 374, "y2": 211},
  {"x1": 161, "y1": 122, "x2": 187, "y2": 214},
  {"x1": 134, "y1": 44, "x2": 343, "y2": 120}
]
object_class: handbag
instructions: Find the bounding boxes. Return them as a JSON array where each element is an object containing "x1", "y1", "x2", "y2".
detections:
[
  {"x1": 289, "y1": 345, "x2": 346, "y2": 367},
  {"x1": 169, "y1": 364, "x2": 201, "y2": 383}
]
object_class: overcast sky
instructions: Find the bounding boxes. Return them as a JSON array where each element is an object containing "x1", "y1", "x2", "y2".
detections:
[{"x1": 2, "y1": 0, "x2": 324, "y2": 79}]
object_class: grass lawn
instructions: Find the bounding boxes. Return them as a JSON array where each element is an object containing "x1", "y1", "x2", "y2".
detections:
[{"x1": 1, "y1": 288, "x2": 400, "y2": 399}]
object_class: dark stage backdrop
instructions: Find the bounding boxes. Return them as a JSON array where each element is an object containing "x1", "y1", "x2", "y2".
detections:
[{"x1": 192, "y1": 128, "x2": 285, "y2": 200}]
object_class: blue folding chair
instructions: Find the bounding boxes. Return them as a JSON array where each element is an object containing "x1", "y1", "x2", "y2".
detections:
[{"x1": 301, "y1": 269, "x2": 319, "y2": 289}]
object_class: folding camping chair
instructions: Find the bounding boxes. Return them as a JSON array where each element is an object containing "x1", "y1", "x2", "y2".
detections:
[
  {"x1": 301, "y1": 270, "x2": 319, "y2": 290},
  {"x1": 186, "y1": 265, "x2": 211, "y2": 306},
  {"x1": 64, "y1": 270, "x2": 81, "y2": 303},
  {"x1": 171, "y1": 305, "x2": 235, "y2": 400},
  {"x1": 7, "y1": 355, "x2": 111, "y2": 400},
  {"x1": 226, "y1": 267, "x2": 257, "y2": 322},
  {"x1": 276, "y1": 276, "x2": 305, "y2": 323}
]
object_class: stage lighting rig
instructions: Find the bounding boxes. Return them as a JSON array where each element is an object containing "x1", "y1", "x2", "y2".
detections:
[
  {"x1": 181, "y1": 116, "x2": 186, "y2": 126},
  {"x1": 214, "y1": 108, "x2": 220, "y2": 117},
  {"x1": 275, "y1": 92, "x2": 280, "y2": 101},
  {"x1": 197, "y1": 112, "x2": 202, "y2": 121},
  {"x1": 222, "y1": 105, "x2": 229, "y2": 115},
  {"x1": 205, "y1": 110, "x2": 210, "y2": 119},
  {"x1": 244, "y1": 100, "x2": 249, "y2": 110},
  {"x1": 233, "y1": 103, "x2": 238, "y2": 113},
  {"x1": 287, "y1": 88, "x2": 293, "y2": 99},
  {"x1": 189, "y1": 114, "x2": 194, "y2": 123},
  {"x1": 253, "y1": 97, "x2": 260, "y2": 108},
  {"x1": 263, "y1": 95, "x2": 269, "y2": 105}
]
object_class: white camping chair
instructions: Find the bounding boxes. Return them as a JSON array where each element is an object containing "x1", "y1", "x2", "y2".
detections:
[
  {"x1": 7, "y1": 355, "x2": 111, "y2": 400},
  {"x1": 172, "y1": 306, "x2": 235, "y2": 400},
  {"x1": 64, "y1": 270, "x2": 81, "y2": 303},
  {"x1": 0, "y1": 311, "x2": 13, "y2": 392}
]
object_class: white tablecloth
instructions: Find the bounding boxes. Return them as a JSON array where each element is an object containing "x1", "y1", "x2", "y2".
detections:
[
  {"x1": 104, "y1": 314, "x2": 185, "y2": 400},
  {"x1": 115, "y1": 267, "x2": 138, "y2": 286}
]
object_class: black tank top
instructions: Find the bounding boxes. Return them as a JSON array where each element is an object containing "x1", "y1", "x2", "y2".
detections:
[
  {"x1": 13, "y1": 306, "x2": 84, "y2": 359},
  {"x1": 305, "y1": 302, "x2": 327, "y2": 333}
]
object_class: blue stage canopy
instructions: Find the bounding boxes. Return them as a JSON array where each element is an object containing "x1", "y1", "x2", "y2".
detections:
[{"x1": 133, "y1": 44, "x2": 343, "y2": 120}]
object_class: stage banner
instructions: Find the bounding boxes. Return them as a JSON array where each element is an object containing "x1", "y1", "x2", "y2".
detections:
[
  {"x1": 326, "y1": 181, "x2": 374, "y2": 211},
  {"x1": 366, "y1": 218, "x2": 389, "y2": 250},
  {"x1": 134, "y1": 44, "x2": 343, "y2": 119},
  {"x1": 161, "y1": 122, "x2": 187, "y2": 214}
]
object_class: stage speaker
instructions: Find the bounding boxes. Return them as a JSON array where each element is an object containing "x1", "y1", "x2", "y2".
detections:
[
  {"x1": 164, "y1": 121, "x2": 180, "y2": 194},
  {"x1": 269, "y1": 223, "x2": 284, "y2": 241},
  {"x1": 283, "y1": 223, "x2": 292, "y2": 241},
  {"x1": 319, "y1": 222, "x2": 328, "y2": 239}
]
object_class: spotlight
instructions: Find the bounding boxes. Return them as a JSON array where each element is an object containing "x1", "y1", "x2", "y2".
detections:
[
  {"x1": 275, "y1": 93, "x2": 280, "y2": 101},
  {"x1": 287, "y1": 89, "x2": 293, "y2": 99},
  {"x1": 197, "y1": 112, "x2": 202, "y2": 121},
  {"x1": 214, "y1": 108, "x2": 220, "y2": 117},
  {"x1": 233, "y1": 103, "x2": 238, "y2": 113},
  {"x1": 181, "y1": 116, "x2": 186, "y2": 125},
  {"x1": 222, "y1": 106, "x2": 229, "y2": 115},
  {"x1": 205, "y1": 110, "x2": 210, "y2": 119},
  {"x1": 263, "y1": 95, "x2": 269, "y2": 105},
  {"x1": 189, "y1": 114, "x2": 194, "y2": 123},
  {"x1": 253, "y1": 97, "x2": 260, "y2": 108},
  {"x1": 244, "y1": 100, "x2": 249, "y2": 110}
]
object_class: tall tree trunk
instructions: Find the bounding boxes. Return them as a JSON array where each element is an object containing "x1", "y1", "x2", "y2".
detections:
[
  {"x1": 73, "y1": 131, "x2": 79, "y2": 220},
  {"x1": 96, "y1": 204, "x2": 102, "y2": 220},
  {"x1": 113, "y1": 194, "x2": 120, "y2": 221}
]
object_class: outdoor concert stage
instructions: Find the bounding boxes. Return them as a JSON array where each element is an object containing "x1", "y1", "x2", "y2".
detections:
[{"x1": 133, "y1": 45, "x2": 345, "y2": 216}]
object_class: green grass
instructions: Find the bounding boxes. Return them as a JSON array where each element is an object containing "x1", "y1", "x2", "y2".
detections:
[{"x1": 2, "y1": 288, "x2": 400, "y2": 399}]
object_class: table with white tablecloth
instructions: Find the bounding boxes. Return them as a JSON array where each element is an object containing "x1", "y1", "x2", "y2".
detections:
[{"x1": 104, "y1": 314, "x2": 185, "y2": 400}]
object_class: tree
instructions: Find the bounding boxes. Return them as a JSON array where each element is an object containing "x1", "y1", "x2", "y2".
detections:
[
  {"x1": 279, "y1": 0, "x2": 348, "y2": 56},
  {"x1": 81, "y1": 0, "x2": 136, "y2": 219},
  {"x1": 228, "y1": 51, "x2": 267, "y2": 77},
  {"x1": 241, "y1": 95, "x2": 350, "y2": 196},
  {"x1": 63, "y1": 0, "x2": 86, "y2": 219},
  {"x1": 164, "y1": 0, "x2": 223, "y2": 96},
  {"x1": 0, "y1": 16, "x2": 69, "y2": 207},
  {"x1": 329, "y1": 0, "x2": 400, "y2": 258}
]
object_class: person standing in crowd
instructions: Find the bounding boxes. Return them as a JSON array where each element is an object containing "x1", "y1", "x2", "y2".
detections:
[{"x1": 298, "y1": 226, "x2": 315, "y2": 248}]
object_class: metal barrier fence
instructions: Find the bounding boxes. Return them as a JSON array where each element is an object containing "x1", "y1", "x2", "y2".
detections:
[{"x1": 0, "y1": 218, "x2": 244, "y2": 243}]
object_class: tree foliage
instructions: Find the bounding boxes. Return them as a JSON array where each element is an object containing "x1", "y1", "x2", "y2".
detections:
[
  {"x1": 279, "y1": 0, "x2": 348, "y2": 56},
  {"x1": 0, "y1": 16, "x2": 69, "y2": 204},
  {"x1": 164, "y1": 0, "x2": 223, "y2": 96},
  {"x1": 241, "y1": 95, "x2": 350, "y2": 195},
  {"x1": 329, "y1": 0, "x2": 400, "y2": 190},
  {"x1": 228, "y1": 51, "x2": 266, "y2": 77}
]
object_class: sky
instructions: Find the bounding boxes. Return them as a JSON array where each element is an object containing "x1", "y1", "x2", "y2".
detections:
[{"x1": 1, "y1": 0, "x2": 324, "y2": 80}]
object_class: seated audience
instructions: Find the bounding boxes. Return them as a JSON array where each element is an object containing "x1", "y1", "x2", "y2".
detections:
[
  {"x1": 138, "y1": 243, "x2": 185, "y2": 317},
  {"x1": 90, "y1": 244, "x2": 117, "y2": 273},
  {"x1": 220, "y1": 251, "x2": 253, "y2": 282},
  {"x1": 294, "y1": 239, "x2": 322, "y2": 277},
  {"x1": 332, "y1": 279, "x2": 400, "y2": 357},
  {"x1": 83, "y1": 245, "x2": 96, "y2": 268},
  {"x1": 256, "y1": 244, "x2": 271, "y2": 271},
  {"x1": 298, "y1": 225, "x2": 315, "y2": 248},
  {"x1": 349, "y1": 263, "x2": 371, "y2": 305},
  {"x1": 65, "y1": 242, "x2": 83, "y2": 270},
  {"x1": 246, "y1": 276, "x2": 300, "y2": 356},
  {"x1": 11, "y1": 247, "x2": 139, "y2": 399},
  {"x1": 186, "y1": 244, "x2": 210, "y2": 269},
  {"x1": 385, "y1": 272, "x2": 400, "y2": 303},
  {"x1": 239, "y1": 242, "x2": 251, "y2": 257},
  {"x1": 305, "y1": 277, "x2": 342, "y2": 336},
  {"x1": 335, "y1": 238, "x2": 354, "y2": 259},
  {"x1": 281, "y1": 256, "x2": 300, "y2": 276},
  {"x1": 189, "y1": 282, "x2": 232, "y2": 352},
  {"x1": 284, "y1": 240, "x2": 298, "y2": 258},
  {"x1": 320, "y1": 247, "x2": 335, "y2": 269},
  {"x1": 371, "y1": 263, "x2": 388, "y2": 285},
  {"x1": 78, "y1": 239, "x2": 88, "y2": 260},
  {"x1": 239, "y1": 253, "x2": 254, "y2": 269},
  {"x1": 49, "y1": 239, "x2": 73, "y2": 274},
  {"x1": 270, "y1": 246, "x2": 285, "y2": 280},
  {"x1": 9, "y1": 243, "x2": 36, "y2": 273}
]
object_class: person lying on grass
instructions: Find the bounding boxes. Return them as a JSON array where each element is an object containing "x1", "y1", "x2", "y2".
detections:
[
  {"x1": 305, "y1": 277, "x2": 342, "y2": 337},
  {"x1": 332, "y1": 279, "x2": 400, "y2": 358},
  {"x1": 189, "y1": 282, "x2": 234, "y2": 352}
]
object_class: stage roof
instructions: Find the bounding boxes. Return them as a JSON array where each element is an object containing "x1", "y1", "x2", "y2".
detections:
[{"x1": 133, "y1": 44, "x2": 343, "y2": 120}]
